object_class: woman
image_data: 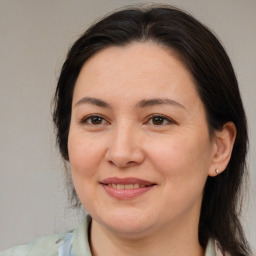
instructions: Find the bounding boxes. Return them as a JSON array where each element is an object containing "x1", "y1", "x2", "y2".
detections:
[{"x1": 1, "y1": 5, "x2": 251, "y2": 256}]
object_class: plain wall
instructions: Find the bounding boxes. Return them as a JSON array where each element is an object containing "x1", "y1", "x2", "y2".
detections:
[{"x1": 0, "y1": 0, "x2": 255, "y2": 252}]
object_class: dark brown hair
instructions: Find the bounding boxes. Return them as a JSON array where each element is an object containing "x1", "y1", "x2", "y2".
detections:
[{"x1": 53, "y1": 5, "x2": 251, "y2": 255}]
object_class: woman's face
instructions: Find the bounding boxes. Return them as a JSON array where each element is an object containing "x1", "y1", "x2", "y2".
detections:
[{"x1": 68, "y1": 42, "x2": 216, "y2": 237}]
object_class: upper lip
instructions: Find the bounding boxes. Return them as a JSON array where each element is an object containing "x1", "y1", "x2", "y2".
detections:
[{"x1": 100, "y1": 177, "x2": 156, "y2": 186}]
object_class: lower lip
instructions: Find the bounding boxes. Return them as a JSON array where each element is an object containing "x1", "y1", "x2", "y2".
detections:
[{"x1": 102, "y1": 184, "x2": 155, "y2": 199}]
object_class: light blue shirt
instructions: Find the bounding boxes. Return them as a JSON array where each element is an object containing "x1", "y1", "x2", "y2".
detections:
[{"x1": 0, "y1": 215, "x2": 218, "y2": 256}]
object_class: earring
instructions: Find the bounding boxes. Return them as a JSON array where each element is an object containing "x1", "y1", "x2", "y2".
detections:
[{"x1": 215, "y1": 169, "x2": 219, "y2": 174}]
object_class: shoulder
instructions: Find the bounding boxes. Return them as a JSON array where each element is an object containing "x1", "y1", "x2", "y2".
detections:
[
  {"x1": 205, "y1": 239, "x2": 225, "y2": 256},
  {"x1": 0, "y1": 231, "x2": 71, "y2": 256}
]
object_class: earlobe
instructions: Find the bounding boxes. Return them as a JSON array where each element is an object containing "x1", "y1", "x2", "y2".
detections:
[{"x1": 208, "y1": 122, "x2": 237, "y2": 177}]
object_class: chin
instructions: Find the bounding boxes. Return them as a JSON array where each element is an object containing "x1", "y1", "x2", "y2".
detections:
[{"x1": 94, "y1": 208, "x2": 156, "y2": 237}]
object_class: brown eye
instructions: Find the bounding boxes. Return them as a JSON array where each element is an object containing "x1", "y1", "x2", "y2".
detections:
[
  {"x1": 149, "y1": 115, "x2": 173, "y2": 126},
  {"x1": 81, "y1": 115, "x2": 108, "y2": 125},
  {"x1": 90, "y1": 116, "x2": 104, "y2": 125},
  {"x1": 152, "y1": 116, "x2": 166, "y2": 125}
]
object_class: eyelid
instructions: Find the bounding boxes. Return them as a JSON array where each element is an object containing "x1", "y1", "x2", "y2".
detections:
[
  {"x1": 78, "y1": 114, "x2": 110, "y2": 125},
  {"x1": 145, "y1": 114, "x2": 178, "y2": 125},
  {"x1": 77, "y1": 113, "x2": 177, "y2": 126}
]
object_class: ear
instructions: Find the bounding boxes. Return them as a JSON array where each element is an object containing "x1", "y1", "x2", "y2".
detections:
[{"x1": 208, "y1": 122, "x2": 236, "y2": 177}]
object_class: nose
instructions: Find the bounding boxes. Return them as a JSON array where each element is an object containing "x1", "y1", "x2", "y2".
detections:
[{"x1": 105, "y1": 124, "x2": 145, "y2": 168}]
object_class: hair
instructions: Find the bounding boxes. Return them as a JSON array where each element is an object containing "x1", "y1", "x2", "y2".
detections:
[{"x1": 53, "y1": 5, "x2": 251, "y2": 255}]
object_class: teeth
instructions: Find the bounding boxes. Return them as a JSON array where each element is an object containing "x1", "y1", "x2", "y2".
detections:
[
  {"x1": 107, "y1": 184, "x2": 147, "y2": 189},
  {"x1": 124, "y1": 184, "x2": 133, "y2": 189},
  {"x1": 133, "y1": 184, "x2": 140, "y2": 189},
  {"x1": 116, "y1": 184, "x2": 124, "y2": 189}
]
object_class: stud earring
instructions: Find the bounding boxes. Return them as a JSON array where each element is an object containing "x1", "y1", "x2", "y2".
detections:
[{"x1": 215, "y1": 169, "x2": 219, "y2": 174}]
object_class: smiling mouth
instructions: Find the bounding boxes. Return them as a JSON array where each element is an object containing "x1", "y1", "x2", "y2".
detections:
[
  {"x1": 106, "y1": 184, "x2": 150, "y2": 189},
  {"x1": 100, "y1": 177, "x2": 156, "y2": 199}
]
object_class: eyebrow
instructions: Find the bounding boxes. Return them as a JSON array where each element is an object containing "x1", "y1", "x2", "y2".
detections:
[
  {"x1": 75, "y1": 97, "x2": 111, "y2": 108},
  {"x1": 136, "y1": 98, "x2": 186, "y2": 110},
  {"x1": 74, "y1": 97, "x2": 186, "y2": 110}
]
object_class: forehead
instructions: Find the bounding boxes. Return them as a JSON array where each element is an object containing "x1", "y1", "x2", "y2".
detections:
[{"x1": 73, "y1": 42, "x2": 199, "y2": 107}]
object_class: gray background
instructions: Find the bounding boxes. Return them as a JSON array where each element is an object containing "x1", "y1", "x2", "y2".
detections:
[{"x1": 0, "y1": 0, "x2": 255, "y2": 252}]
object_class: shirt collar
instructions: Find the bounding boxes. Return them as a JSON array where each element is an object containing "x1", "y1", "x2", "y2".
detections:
[{"x1": 72, "y1": 215, "x2": 219, "y2": 256}]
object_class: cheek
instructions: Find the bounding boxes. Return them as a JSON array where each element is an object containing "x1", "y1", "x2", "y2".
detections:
[
  {"x1": 67, "y1": 132, "x2": 107, "y2": 210},
  {"x1": 68, "y1": 132, "x2": 104, "y2": 178},
  {"x1": 147, "y1": 133, "x2": 211, "y2": 216},
  {"x1": 147, "y1": 130, "x2": 212, "y2": 185}
]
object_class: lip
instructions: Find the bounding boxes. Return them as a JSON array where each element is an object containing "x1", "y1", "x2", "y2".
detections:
[
  {"x1": 101, "y1": 177, "x2": 155, "y2": 185},
  {"x1": 100, "y1": 177, "x2": 156, "y2": 200}
]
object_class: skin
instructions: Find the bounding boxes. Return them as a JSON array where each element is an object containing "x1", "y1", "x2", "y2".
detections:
[{"x1": 68, "y1": 42, "x2": 236, "y2": 256}]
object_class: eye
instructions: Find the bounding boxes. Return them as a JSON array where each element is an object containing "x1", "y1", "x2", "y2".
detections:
[
  {"x1": 147, "y1": 114, "x2": 176, "y2": 126},
  {"x1": 80, "y1": 115, "x2": 109, "y2": 125}
]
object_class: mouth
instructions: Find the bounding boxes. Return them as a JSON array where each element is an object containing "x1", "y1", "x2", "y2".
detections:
[
  {"x1": 100, "y1": 177, "x2": 156, "y2": 199},
  {"x1": 106, "y1": 183, "x2": 150, "y2": 189}
]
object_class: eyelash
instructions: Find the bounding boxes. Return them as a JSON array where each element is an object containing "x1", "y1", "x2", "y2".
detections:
[
  {"x1": 145, "y1": 114, "x2": 177, "y2": 126},
  {"x1": 78, "y1": 114, "x2": 177, "y2": 126},
  {"x1": 79, "y1": 114, "x2": 109, "y2": 125}
]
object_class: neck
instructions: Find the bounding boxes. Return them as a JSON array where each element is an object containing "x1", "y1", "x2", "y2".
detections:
[{"x1": 90, "y1": 216, "x2": 204, "y2": 256}]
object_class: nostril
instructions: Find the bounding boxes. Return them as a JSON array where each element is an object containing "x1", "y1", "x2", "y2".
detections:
[{"x1": 108, "y1": 160, "x2": 137, "y2": 168}]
